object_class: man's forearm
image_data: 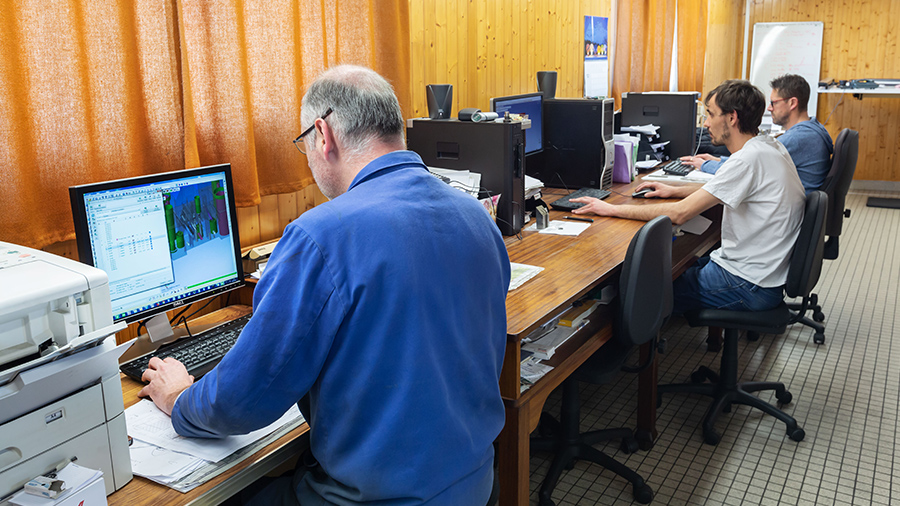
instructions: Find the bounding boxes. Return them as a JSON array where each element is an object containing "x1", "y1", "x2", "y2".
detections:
[{"x1": 610, "y1": 201, "x2": 694, "y2": 225}]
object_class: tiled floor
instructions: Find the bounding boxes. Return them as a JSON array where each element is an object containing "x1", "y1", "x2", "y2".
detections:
[{"x1": 529, "y1": 190, "x2": 900, "y2": 505}]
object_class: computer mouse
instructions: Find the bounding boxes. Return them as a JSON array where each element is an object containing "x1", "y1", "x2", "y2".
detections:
[{"x1": 632, "y1": 188, "x2": 655, "y2": 198}]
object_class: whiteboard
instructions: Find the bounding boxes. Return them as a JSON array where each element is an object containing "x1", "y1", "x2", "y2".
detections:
[{"x1": 749, "y1": 22, "x2": 823, "y2": 122}]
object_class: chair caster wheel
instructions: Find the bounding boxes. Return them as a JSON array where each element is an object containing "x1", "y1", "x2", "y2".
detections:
[
  {"x1": 776, "y1": 390, "x2": 793, "y2": 405},
  {"x1": 703, "y1": 430, "x2": 721, "y2": 445},
  {"x1": 809, "y1": 293, "x2": 818, "y2": 305},
  {"x1": 814, "y1": 332, "x2": 825, "y2": 345},
  {"x1": 789, "y1": 427, "x2": 805, "y2": 442},
  {"x1": 691, "y1": 370, "x2": 707, "y2": 383},
  {"x1": 620, "y1": 437, "x2": 640, "y2": 454},
  {"x1": 633, "y1": 483, "x2": 654, "y2": 504},
  {"x1": 813, "y1": 311, "x2": 825, "y2": 322}
]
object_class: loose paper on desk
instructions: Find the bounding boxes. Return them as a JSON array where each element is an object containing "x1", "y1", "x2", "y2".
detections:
[
  {"x1": 509, "y1": 262, "x2": 544, "y2": 290},
  {"x1": 126, "y1": 399, "x2": 303, "y2": 463},
  {"x1": 427, "y1": 166, "x2": 481, "y2": 197},
  {"x1": 525, "y1": 220, "x2": 591, "y2": 236},
  {"x1": 643, "y1": 168, "x2": 714, "y2": 183},
  {"x1": 679, "y1": 214, "x2": 712, "y2": 235}
]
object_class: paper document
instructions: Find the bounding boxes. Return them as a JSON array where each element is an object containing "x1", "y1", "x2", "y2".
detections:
[
  {"x1": 126, "y1": 400, "x2": 303, "y2": 463},
  {"x1": 509, "y1": 262, "x2": 544, "y2": 290},
  {"x1": 427, "y1": 166, "x2": 481, "y2": 196},
  {"x1": 679, "y1": 214, "x2": 713, "y2": 235},
  {"x1": 622, "y1": 124, "x2": 660, "y2": 136},
  {"x1": 642, "y1": 168, "x2": 714, "y2": 183},
  {"x1": 525, "y1": 220, "x2": 591, "y2": 236},
  {"x1": 635, "y1": 160, "x2": 660, "y2": 170}
]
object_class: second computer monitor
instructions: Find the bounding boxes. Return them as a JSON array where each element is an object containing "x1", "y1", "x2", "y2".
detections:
[
  {"x1": 489, "y1": 92, "x2": 543, "y2": 155},
  {"x1": 620, "y1": 92, "x2": 700, "y2": 159}
]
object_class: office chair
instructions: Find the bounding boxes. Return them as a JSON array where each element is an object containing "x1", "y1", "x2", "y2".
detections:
[
  {"x1": 531, "y1": 216, "x2": 672, "y2": 505},
  {"x1": 659, "y1": 191, "x2": 827, "y2": 445},
  {"x1": 786, "y1": 129, "x2": 858, "y2": 344}
]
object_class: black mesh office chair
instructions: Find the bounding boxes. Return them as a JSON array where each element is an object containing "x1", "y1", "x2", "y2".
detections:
[
  {"x1": 531, "y1": 216, "x2": 673, "y2": 505},
  {"x1": 788, "y1": 129, "x2": 858, "y2": 344},
  {"x1": 659, "y1": 191, "x2": 827, "y2": 445}
]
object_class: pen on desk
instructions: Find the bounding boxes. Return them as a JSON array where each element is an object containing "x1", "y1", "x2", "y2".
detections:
[{"x1": 565, "y1": 216, "x2": 594, "y2": 223}]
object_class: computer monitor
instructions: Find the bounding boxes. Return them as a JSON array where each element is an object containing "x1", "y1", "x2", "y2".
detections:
[
  {"x1": 620, "y1": 92, "x2": 700, "y2": 159},
  {"x1": 69, "y1": 164, "x2": 244, "y2": 324},
  {"x1": 490, "y1": 92, "x2": 543, "y2": 155}
]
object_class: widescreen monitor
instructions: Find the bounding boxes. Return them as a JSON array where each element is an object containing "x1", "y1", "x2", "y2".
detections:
[
  {"x1": 490, "y1": 92, "x2": 543, "y2": 155},
  {"x1": 69, "y1": 164, "x2": 244, "y2": 324}
]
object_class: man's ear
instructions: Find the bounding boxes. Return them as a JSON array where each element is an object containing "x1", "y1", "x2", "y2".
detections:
[
  {"x1": 316, "y1": 119, "x2": 338, "y2": 160},
  {"x1": 726, "y1": 110, "x2": 739, "y2": 129}
]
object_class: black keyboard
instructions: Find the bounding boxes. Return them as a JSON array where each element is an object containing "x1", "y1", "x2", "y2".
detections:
[
  {"x1": 549, "y1": 188, "x2": 611, "y2": 211},
  {"x1": 120, "y1": 314, "x2": 251, "y2": 382},
  {"x1": 662, "y1": 160, "x2": 693, "y2": 176}
]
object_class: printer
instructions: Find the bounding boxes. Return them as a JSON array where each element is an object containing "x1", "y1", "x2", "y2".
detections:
[{"x1": 0, "y1": 242, "x2": 131, "y2": 499}]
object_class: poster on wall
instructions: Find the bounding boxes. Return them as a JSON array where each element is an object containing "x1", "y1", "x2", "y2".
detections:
[{"x1": 584, "y1": 16, "x2": 609, "y2": 98}]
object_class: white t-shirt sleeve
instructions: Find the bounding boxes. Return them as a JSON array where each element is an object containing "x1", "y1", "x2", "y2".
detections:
[{"x1": 701, "y1": 158, "x2": 757, "y2": 209}]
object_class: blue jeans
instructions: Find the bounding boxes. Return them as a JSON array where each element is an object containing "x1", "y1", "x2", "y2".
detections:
[{"x1": 673, "y1": 257, "x2": 784, "y2": 314}]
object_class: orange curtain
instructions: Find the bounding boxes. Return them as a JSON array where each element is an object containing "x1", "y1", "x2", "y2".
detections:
[
  {"x1": 0, "y1": 0, "x2": 409, "y2": 250},
  {"x1": 612, "y1": 0, "x2": 677, "y2": 108},
  {"x1": 676, "y1": 0, "x2": 708, "y2": 95}
]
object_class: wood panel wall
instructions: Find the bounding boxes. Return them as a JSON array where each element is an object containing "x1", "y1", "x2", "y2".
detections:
[
  {"x1": 746, "y1": 0, "x2": 900, "y2": 181},
  {"x1": 408, "y1": 0, "x2": 612, "y2": 118}
]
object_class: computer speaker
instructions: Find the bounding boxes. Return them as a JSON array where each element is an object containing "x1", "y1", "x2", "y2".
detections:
[
  {"x1": 536, "y1": 71, "x2": 557, "y2": 99},
  {"x1": 426, "y1": 84, "x2": 453, "y2": 119}
]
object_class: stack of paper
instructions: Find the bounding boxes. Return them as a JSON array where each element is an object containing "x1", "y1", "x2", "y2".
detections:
[
  {"x1": 525, "y1": 175, "x2": 544, "y2": 200},
  {"x1": 521, "y1": 301, "x2": 601, "y2": 360},
  {"x1": 426, "y1": 166, "x2": 481, "y2": 197},
  {"x1": 509, "y1": 263, "x2": 544, "y2": 291},
  {"x1": 125, "y1": 400, "x2": 304, "y2": 492}
]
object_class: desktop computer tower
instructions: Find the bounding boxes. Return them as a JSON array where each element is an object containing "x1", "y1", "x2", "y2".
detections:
[
  {"x1": 406, "y1": 119, "x2": 525, "y2": 236},
  {"x1": 621, "y1": 92, "x2": 700, "y2": 159},
  {"x1": 528, "y1": 98, "x2": 615, "y2": 190}
]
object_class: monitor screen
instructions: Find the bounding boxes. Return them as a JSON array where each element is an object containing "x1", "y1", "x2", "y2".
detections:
[
  {"x1": 490, "y1": 92, "x2": 543, "y2": 155},
  {"x1": 69, "y1": 164, "x2": 244, "y2": 324}
]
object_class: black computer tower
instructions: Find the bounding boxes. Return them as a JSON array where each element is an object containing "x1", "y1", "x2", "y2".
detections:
[
  {"x1": 407, "y1": 119, "x2": 525, "y2": 236},
  {"x1": 621, "y1": 92, "x2": 700, "y2": 159},
  {"x1": 527, "y1": 98, "x2": 614, "y2": 190}
]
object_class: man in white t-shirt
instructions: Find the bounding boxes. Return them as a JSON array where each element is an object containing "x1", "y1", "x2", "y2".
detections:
[{"x1": 571, "y1": 80, "x2": 805, "y2": 312}]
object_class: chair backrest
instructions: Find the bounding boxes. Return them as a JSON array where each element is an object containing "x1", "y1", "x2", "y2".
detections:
[
  {"x1": 785, "y1": 190, "x2": 828, "y2": 299},
  {"x1": 618, "y1": 215, "x2": 673, "y2": 346},
  {"x1": 820, "y1": 129, "x2": 859, "y2": 238}
]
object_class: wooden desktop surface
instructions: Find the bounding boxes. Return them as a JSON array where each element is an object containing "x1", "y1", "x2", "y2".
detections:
[
  {"x1": 108, "y1": 305, "x2": 309, "y2": 506},
  {"x1": 498, "y1": 182, "x2": 720, "y2": 505}
]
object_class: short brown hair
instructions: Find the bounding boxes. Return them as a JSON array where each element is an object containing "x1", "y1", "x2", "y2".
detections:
[
  {"x1": 770, "y1": 74, "x2": 810, "y2": 112},
  {"x1": 705, "y1": 80, "x2": 765, "y2": 135}
]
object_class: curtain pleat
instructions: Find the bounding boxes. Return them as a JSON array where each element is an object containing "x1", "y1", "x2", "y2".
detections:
[{"x1": 0, "y1": 0, "x2": 410, "y2": 250}]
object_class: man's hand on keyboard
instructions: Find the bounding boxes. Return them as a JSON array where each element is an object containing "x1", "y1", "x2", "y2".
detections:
[
  {"x1": 679, "y1": 153, "x2": 718, "y2": 169},
  {"x1": 139, "y1": 356, "x2": 195, "y2": 416}
]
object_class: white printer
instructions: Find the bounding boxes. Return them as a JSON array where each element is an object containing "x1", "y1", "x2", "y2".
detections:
[{"x1": 0, "y1": 242, "x2": 132, "y2": 499}]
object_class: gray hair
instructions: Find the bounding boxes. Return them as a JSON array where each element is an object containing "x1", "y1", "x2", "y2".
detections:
[{"x1": 301, "y1": 65, "x2": 405, "y2": 158}]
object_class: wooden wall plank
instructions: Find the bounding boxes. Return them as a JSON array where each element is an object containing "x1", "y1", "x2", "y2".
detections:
[{"x1": 742, "y1": 0, "x2": 900, "y2": 181}]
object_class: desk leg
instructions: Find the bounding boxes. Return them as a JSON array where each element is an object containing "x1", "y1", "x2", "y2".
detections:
[
  {"x1": 498, "y1": 401, "x2": 531, "y2": 506},
  {"x1": 636, "y1": 342, "x2": 658, "y2": 451}
]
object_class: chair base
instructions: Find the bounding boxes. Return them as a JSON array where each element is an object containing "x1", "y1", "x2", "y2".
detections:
[
  {"x1": 659, "y1": 329, "x2": 805, "y2": 445},
  {"x1": 531, "y1": 379, "x2": 653, "y2": 505},
  {"x1": 787, "y1": 295, "x2": 826, "y2": 344}
]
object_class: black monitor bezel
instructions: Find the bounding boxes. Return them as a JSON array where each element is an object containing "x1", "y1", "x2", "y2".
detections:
[
  {"x1": 69, "y1": 163, "x2": 245, "y2": 324},
  {"x1": 489, "y1": 91, "x2": 545, "y2": 155}
]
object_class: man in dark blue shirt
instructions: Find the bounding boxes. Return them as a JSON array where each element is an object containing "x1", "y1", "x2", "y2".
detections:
[
  {"x1": 140, "y1": 65, "x2": 511, "y2": 505},
  {"x1": 681, "y1": 74, "x2": 833, "y2": 194}
]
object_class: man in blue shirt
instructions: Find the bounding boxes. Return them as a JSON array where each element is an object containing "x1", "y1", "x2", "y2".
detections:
[
  {"x1": 139, "y1": 65, "x2": 511, "y2": 505},
  {"x1": 681, "y1": 74, "x2": 833, "y2": 194}
]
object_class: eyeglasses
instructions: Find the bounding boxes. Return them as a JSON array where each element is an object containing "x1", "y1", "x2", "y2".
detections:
[
  {"x1": 292, "y1": 108, "x2": 333, "y2": 155},
  {"x1": 769, "y1": 98, "x2": 787, "y2": 107}
]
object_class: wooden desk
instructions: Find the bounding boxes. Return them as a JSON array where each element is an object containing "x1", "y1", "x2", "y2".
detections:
[
  {"x1": 498, "y1": 184, "x2": 720, "y2": 506},
  {"x1": 108, "y1": 305, "x2": 310, "y2": 506}
]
